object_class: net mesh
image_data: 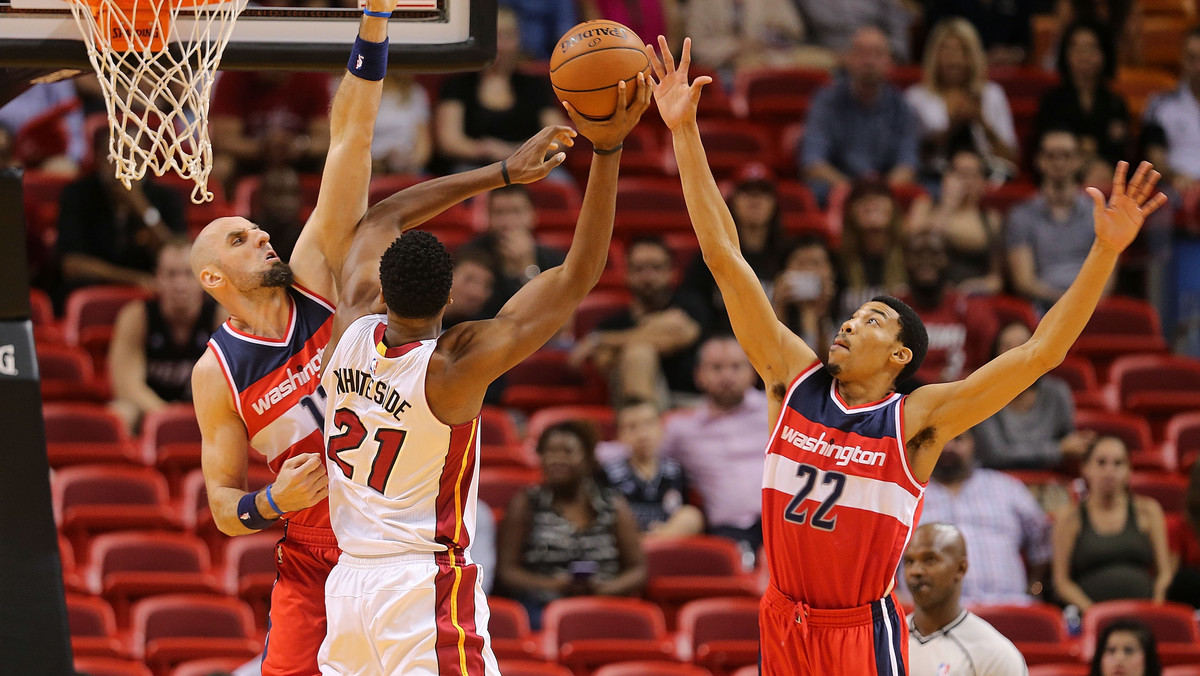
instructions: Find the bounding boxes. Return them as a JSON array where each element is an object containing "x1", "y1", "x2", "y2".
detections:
[{"x1": 64, "y1": 0, "x2": 246, "y2": 203}]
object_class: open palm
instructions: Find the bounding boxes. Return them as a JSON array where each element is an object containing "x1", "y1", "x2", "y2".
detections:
[
  {"x1": 1087, "y1": 161, "x2": 1169, "y2": 253},
  {"x1": 644, "y1": 36, "x2": 711, "y2": 131}
]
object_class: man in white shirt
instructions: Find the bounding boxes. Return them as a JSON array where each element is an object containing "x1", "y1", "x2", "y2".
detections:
[{"x1": 906, "y1": 523, "x2": 1029, "y2": 676}]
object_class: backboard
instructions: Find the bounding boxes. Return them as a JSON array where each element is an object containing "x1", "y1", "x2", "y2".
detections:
[{"x1": 0, "y1": 0, "x2": 495, "y2": 72}]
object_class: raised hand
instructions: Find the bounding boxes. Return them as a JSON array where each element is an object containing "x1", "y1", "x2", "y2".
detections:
[
  {"x1": 644, "y1": 36, "x2": 711, "y2": 131},
  {"x1": 1085, "y1": 161, "x2": 1169, "y2": 253},
  {"x1": 562, "y1": 71, "x2": 654, "y2": 152},
  {"x1": 505, "y1": 126, "x2": 576, "y2": 184}
]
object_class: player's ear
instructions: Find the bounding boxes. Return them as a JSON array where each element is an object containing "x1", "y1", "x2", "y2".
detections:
[
  {"x1": 198, "y1": 266, "x2": 222, "y2": 290},
  {"x1": 892, "y1": 345, "x2": 912, "y2": 367},
  {"x1": 956, "y1": 556, "x2": 968, "y2": 583}
]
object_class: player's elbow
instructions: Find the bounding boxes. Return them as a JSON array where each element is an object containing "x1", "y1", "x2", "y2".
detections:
[{"x1": 1026, "y1": 338, "x2": 1067, "y2": 373}]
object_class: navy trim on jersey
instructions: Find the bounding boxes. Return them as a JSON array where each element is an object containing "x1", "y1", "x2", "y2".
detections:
[
  {"x1": 785, "y1": 367, "x2": 901, "y2": 441},
  {"x1": 209, "y1": 286, "x2": 333, "y2": 389}
]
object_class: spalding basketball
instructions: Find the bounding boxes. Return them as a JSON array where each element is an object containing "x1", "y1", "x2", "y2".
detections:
[{"x1": 549, "y1": 20, "x2": 651, "y2": 121}]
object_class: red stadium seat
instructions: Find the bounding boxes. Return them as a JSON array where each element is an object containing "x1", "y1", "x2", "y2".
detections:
[
  {"x1": 73, "y1": 657, "x2": 153, "y2": 676},
  {"x1": 734, "y1": 67, "x2": 831, "y2": 124},
  {"x1": 67, "y1": 593, "x2": 129, "y2": 658},
  {"x1": 644, "y1": 538, "x2": 758, "y2": 618},
  {"x1": 1130, "y1": 472, "x2": 1190, "y2": 515},
  {"x1": 613, "y1": 177, "x2": 694, "y2": 236},
  {"x1": 232, "y1": 172, "x2": 321, "y2": 219},
  {"x1": 1107, "y1": 355, "x2": 1200, "y2": 435},
  {"x1": 1051, "y1": 356, "x2": 1106, "y2": 410},
  {"x1": 487, "y1": 597, "x2": 540, "y2": 661},
  {"x1": 479, "y1": 405, "x2": 534, "y2": 470},
  {"x1": 690, "y1": 66, "x2": 735, "y2": 121},
  {"x1": 695, "y1": 120, "x2": 774, "y2": 181},
  {"x1": 60, "y1": 534, "x2": 86, "y2": 593},
  {"x1": 525, "y1": 405, "x2": 616, "y2": 454},
  {"x1": 541, "y1": 597, "x2": 676, "y2": 669},
  {"x1": 62, "y1": 285, "x2": 150, "y2": 347},
  {"x1": 1028, "y1": 666, "x2": 1089, "y2": 676},
  {"x1": 367, "y1": 173, "x2": 422, "y2": 205},
  {"x1": 980, "y1": 295, "x2": 1038, "y2": 331},
  {"x1": 1073, "y1": 411, "x2": 1168, "y2": 472},
  {"x1": 501, "y1": 349, "x2": 607, "y2": 413},
  {"x1": 53, "y1": 465, "x2": 181, "y2": 543},
  {"x1": 676, "y1": 597, "x2": 760, "y2": 673},
  {"x1": 1165, "y1": 667, "x2": 1200, "y2": 676},
  {"x1": 179, "y1": 466, "x2": 276, "y2": 548},
  {"x1": 86, "y1": 531, "x2": 220, "y2": 611},
  {"x1": 1163, "y1": 412, "x2": 1200, "y2": 472},
  {"x1": 1071, "y1": 297, "x2": 1168, "y2": 368},
  {"x1": 524, "y1": 180, "x2": 583, "y2": 231},
  {"x1": 498, "y1": 661, "x2": 573, "y2": 676},
  {"x1": 573, "y1": 291, "x2": 630, "y2": 341},
  {"x1": 139, "y1": 403, "x2": 202, "y2": 483},
  {"x1": 170, "y1": 657, "x2": 252, "y2": 676},
  {"x1": 38, "y1": 345, "x2": 106, "y2": 403},
  {"x1": 775, "y1": 179, "x2": 819, "y2": 214},
  {"x1": 593, "y1": 662, "x2": 713, "y2": 676},
  {"x1": 980, "y1": 181, "x2": 1037, "y2": 217},
  {"x1": 42, "y1": 402, "x2": 138, "y2": 467},
  {"x1": 477, "y1": 467, "x2": 541, "y2": 522},
  {"x1": 220, "y1": 531, "x2": 277, "y2": 624},
  {"x1": 131, "y1": 594, "x2": 261, "y2": 670},
  {"x1": 971, "y1": 603, "x2": 1078, "y2": 665},
  {"x1": 1082, "y1": 600, "x2": 1200, "y2": 665},
  {"x1": 30, "y1": 287, "x2": 61, "y2": 335}
]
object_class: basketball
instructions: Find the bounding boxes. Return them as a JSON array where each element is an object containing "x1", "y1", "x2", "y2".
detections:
[{"x1": 549, "y1": 20, "x2": 652, "y2": 121}]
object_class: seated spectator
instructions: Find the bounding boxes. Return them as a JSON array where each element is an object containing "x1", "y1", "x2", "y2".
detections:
[
  {"x1": 679, "y1": 163, "x2": 784, "y2": 332},
  {"x1": 372, "y1": 74, "x2": 432, "y2": 175},
  {"x1": 905, "y1": 523, "x2": 1029, "y2": 675},
  {"x1": 0, "y1": 80, "x2": 85, "y2": 174},
  {"x1": 1005, "y1": 128, "x2": 1101, "y2": 311},
  {"x1": 250, "y1": 166, "x2": 304, "y2": 263},
  {"x1": 684, "y1": 0, "x2": 811, "y2": 77},
  {"x1": 496, "y1": 420, "x2": 647, "y2": 629},
  {"x1": 462, "y1": 184, "x2": 565, "y2": 317},
  {"x1": 602, "y1": 399, "x2": 704, "y2": 539},
  {"x1": 499, "y1": 0, "x2": 579, "y2": 61},
  {"x1": 974, "y1": 321, "x2": 1093, "y2": 471},
  {"x1": 772, "y1": 236, "x2": 839, "y2": 358},
  {"x1": 573, "y1": 235, "x2": 709, "y2": 406},
  {"x1": 1052, "y1": 437, "x2": 1172, "y2": 612},
  {"x1": 442, "y1": 249, "x2": 496, "y2": 330},
  {"x1": 919, "y1": 429, "x2": 1053, "y2": 605},
  {"x1": 800, "y1": 27, "x2": 920, "y2": 205},
  {"x1": 434, "y1": 7, "x2": 564, "y2": 173},
  {"x1": 108, "y1": 238, "x2": 221, "y2": 433},
  {"x1": 210, "y1": 70, "x2": 331, "y2": 190},
  {"x1": 923, "y1": 0, "x2": 1035, "y2": 66},
  {"x1": 580, "y1": 0, "x2": 681, "y2": 52},
  {"x1": 905, "y1": 148, "x2": 1005, "y2": 295},
  {"x1": 1090, "y1": 618, "x2": 1163, "y2": 676},
  {"x1": 1142, "y1": 26, "x2": 1200, "y2": 195},
  {"x1": 899, "y1": 230, "x2": 997, "y2": 384},
  {"x1": 1034, "y1": 20, "x2": 1131, "y2": 168},
  {"x1": 1055, "y1": 0, "x2": 1142, "y2": 68},
  {"x1": 1167, "y1": 458, "x2": 1200, "y2": 607},
  {"x1": 838, "y1": 179, "x2": 908, "y2": 317},
  {"x1": 661, "y1": 336, "x2": 768, "y2": 557},
  {"x1": 791, "y1": 0, "x2": 911, "y2": 64},
  {"x1": 58, "y1": 130, "x2": 186, "y2": 291},
  {"x1": 905, "y1": 18, "x2": 1018, "y2": 186}
]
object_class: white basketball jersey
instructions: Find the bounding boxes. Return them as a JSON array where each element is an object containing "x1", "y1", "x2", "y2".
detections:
[{"x1": 320, "y1": 314, "x2": 481, "y2": 558}]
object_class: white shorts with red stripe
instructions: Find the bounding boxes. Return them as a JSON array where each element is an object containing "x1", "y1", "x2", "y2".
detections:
[{"x1": 319, "y1": 550, "x2": 499, "y2": 676}]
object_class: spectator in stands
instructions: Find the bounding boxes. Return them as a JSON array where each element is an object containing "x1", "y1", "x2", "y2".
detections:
[
  {"x1": 1035, "y1": 20, "x2": 1131, "y2": 168},
  {"x1": 1167, "y1": 458, "x2": 1200, "y2": 607},
  {"x1": 906, "y1": 148, "x2": 1006, "y2": 295},
  {"x1": 0, "y1": 80, "x2": 85, "y2": 175},
  {"x1": 899, "y1": 230, "x2": 998, "y2": 385},
  {"x1": 974, "y1": 321, "x2": 1094, "y2": 471},
  {"x1": 435, "y1": 7, "x2": 564, "y2": 173},
  {"x1": 58, "y1": 130, "x2": 186, "y2": 291},
  {"x1": 791, "y1": 0, "x2": 911, "y2": 64},
  {"x1": 463, "y1": 184, "x2": 565, "y2": 317},
  {"x1": 1052, "y1": 436, "x2": 1173, "y2": 612},
  {"x1": 1055, "y1": 0, "x2": 1142, "y2": 68},
  {"x1": 772, "y1": 236, "x2": 840, "y2": 359},
  {"x1": 580, "y1": 0, "x2": 681, "y2": 52},
  {"x1": 249, "y1": 166, "x2": 304, "y2": 263},
  {"x1": 108, "y1": 238, "x2": 221, "y2": 433},
  {"x1": 905, "y1": 523, "x2": 1029, "y2": 675},
  {"x1": 905, "y1": 18, "x2": 1018, "y2": 187},
  {"x1": 442, "y1": 248, "x2": 496, "y2": 330},
  {"x1": 1142, "y1": 26, "x2": 1200, "y2": 195},
  {"x1": 680, "y1": 163, "x2": 784, "y2": 333},
  {"x1": 1006, "y1": 128, "x2": 1103, "y2": 312},
  {"x1": 838, "y1": 179, "x2": 908, "y2": 317},
  {"x1": 0, "y1": 122, "x2": 16, "y2": 170},
  {"x1": 1090, "y1": 618, "x2": 1163, "y2": 676},
  {"x1": 799, "y1": 27, "x2": 920, "y2": 206},
  {"x1": 496, "y1": 420, "x2": 647, "y2": 629},
  {"x1": 573, "y1": 235, "x2": 709, "y2": 406},
  {"x1": 919, "y1": 428, "x2": 1053, "y2": 604},
  {"x1": 372, "y1": 73, "x2": 432, "y2": 175},
  {"x1": 684, "y1": 0, "x2": 812, "y2": 77},
  {"x1": 661, "y1": 336, "x2": 768, "y2": 557},
  {"x1": 922, "y1": 0, "x2": 1035, "y2": 66},
  {"x1": 209, "y1": 70, "x2": 332, "y2": 191},
  {"x1": 500, "y1": 0, "x2": 579, "y2": 61},
  {"x1": 602, "y1": 399, "x2": 705, "y2": 539}
]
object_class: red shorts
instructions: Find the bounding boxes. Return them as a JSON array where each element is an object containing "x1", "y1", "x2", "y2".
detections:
[
  {"x1": 263, "y1": 522, "x2": 340, "y2": 676},
  {"x1": 759, "y1": 585, "x2": 908, "y2": 676}
]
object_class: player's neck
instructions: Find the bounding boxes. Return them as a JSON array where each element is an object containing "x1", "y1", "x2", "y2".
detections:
[
  {"x1": 226, "y1": 286, "x2": 291, "y2": 339},
  {"x1": 913, "y1": 599, "x2": 964, "y2": 637},
  {"x1": 382, "y1": 313, "x2": 440, "y2": 347},
  {"x1": 833, "y1": 377, "x2": 894, "y2": 407}
]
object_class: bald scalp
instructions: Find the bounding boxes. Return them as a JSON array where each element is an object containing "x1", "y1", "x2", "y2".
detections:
[
  {"x1": 190, "y1": 216, "x2": 244, "y2": 277},
  {"x1": 913, "y1": 522, "x2": 967, "y2": 561}
]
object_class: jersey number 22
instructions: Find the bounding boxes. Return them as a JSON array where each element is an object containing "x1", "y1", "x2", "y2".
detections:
[
  {"x1": 783, "y1": 464, "x2": 845, "y2": 531},
  {"x1": 327, "y1": 408, "x2": 407, "y2": 495}
]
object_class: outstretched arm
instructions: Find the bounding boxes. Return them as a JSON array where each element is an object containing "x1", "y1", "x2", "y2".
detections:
[
  {"x1": 426, "y1": 77, "x2": 654, "y2": 424},
  {"x1": 904, "y1": 162, "x2": 1168, "y2": 481},
  {"x1": 287, "y1": 1, "x2": 398, "y2": 301},
  {"x1": 650, "y1": 37, "x2": 817, "y2": 397}
]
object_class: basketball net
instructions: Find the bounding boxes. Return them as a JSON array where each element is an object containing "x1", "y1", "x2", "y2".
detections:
[{"x1": 64, "y1": 0, "x2": 247, "y2": 203}]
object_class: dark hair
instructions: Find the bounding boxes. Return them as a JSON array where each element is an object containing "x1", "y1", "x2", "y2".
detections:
[
  {"x1": 1057, "y1": 19, "x2": 1117, "y2": 86},
  {"x1": 1082, "y1": 434, "x2": 1130, "y2": 464},
  {"x1": 780, "y1": 234, "x2": 833, "y2": 265},
  {"x1": 453, "y1": 245, "x2": 496, "y2": 271},
  {"x1": 616, "y1": 397, "x2": 661, "y2": 419},
  {"x1": 627, "y1": 234, "x2": 672, "y2": 259},
  {"x1": 378, "y1": 231, "x2": 454, "y2": 319},
  {"x1": 990, "y1": 320, "x2": 1033, "y2": 360},
  {"x1": 1037, "y1": 125, "x2": 1080, "y2": 154},
  {"x1": 1089, "y1": 618, "x2": 1161, "y2": 676},
  {"x1": 487, "y1": 183, "x2": 533, "y2": 208},
  {"x1": 535, "y1": 420, "x2": 598, "y2": 465},
  {"x1": 871, "y1": 295, "x2": 928, "y2": 385}
]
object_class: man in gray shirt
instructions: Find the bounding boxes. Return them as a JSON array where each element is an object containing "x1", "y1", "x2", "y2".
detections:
[{"x1": 792, "y1": 0, "x2": 911, "y2": 63}]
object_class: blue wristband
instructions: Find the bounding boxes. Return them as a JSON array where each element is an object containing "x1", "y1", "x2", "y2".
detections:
[
  {"x1": 347, "y1": 35, "x2": 389, "y2": 81},
  {"x1": 265, "y1": 483, "x2": 285, "y2": 515},
  {"x1": 363, "y1": 8, "x2": 392, "y2": 17},
  {"x1": 237, "y1": 491, "x2": 278, "y2": 531}
]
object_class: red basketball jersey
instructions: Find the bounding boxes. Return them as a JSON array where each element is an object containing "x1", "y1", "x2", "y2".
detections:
[{"x1": 762, "y1": 361, "x2": 926, "y2": 609}]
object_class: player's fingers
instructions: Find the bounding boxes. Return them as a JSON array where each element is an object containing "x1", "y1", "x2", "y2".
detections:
[
  {"x1": 615, "y1": 79, "x2": 629, "y2": 114},
  {"x1": 679, "y1": 37, "x2": 692, "y2": 72},
  {"x1": 1144, "y1": 191, "x2": 1170, "y2": 215},
  {"x1": 644, "y1": 44, "x2": 666, "y2": 81},
  {"x1": 1127, "y1": 161, "x2": 1150, "y2": 198},
  {"x1": 690, "y1": 75, "x2": 713, "y2": 102},
  {"x1": 1085, "y1": 186, "x2": 1107, "y2": 211},
  {"x1": 545, "y1": 151, "x2": 567, "y2": 169},
  {"x1": 658, "y1": 35, "x2": 675, "y2": 73},
  {"x1": 1112, "y1": 160, "x2": 1128, "y2": 197},
  {"x1": 1139, "y1": 170, "x2": 1162, "y2": 204},
  {"x1": 561, "y1": 101, "x2": 587, "y2": 129}
]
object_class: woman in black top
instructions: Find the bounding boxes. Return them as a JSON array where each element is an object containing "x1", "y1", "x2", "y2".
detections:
[
  {"x1": 1035, "y1": 20, "x2": 1131, "y2": 167},
  {"x1": 496, "y1": 420, "x2": 647, "y2": 629}
]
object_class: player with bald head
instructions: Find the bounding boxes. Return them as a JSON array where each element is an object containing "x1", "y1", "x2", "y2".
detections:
[{"x1": 905, "y1": 523, "x2": 1028, "y2": 676}]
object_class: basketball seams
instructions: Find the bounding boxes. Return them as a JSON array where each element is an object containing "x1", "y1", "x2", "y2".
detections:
[
  {"x1": 551, "y1": 67, "x2": 651, "y2": 94},
  {"x1": 549, "y1": 45, "x2": 649, "y2": 76}
]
